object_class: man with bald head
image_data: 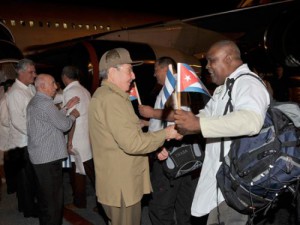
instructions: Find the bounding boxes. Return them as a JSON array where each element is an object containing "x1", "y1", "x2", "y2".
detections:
[
  {"x1": 27, "y1": 74, "x2": 80, "y2": 225},
  {"x1": 174, "y1": 40, "x2": 270, "y2": 224}
]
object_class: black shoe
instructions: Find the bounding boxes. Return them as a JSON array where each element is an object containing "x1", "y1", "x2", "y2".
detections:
[
  {"x1": 23, "y1": 212, "x2": 38, "y2": 218},
  {"x1": 6, "y1": 188, "x2": 16, "y2": 194}
]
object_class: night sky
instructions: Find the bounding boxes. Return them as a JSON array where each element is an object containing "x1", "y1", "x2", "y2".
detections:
[{"x1": 9, "y1": 0, "x2": 241, "y2": 19}]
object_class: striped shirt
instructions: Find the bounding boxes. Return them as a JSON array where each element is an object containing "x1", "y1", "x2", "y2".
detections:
[{"x1": 27, "y1": 92, "x2": 75, "y2": 164}]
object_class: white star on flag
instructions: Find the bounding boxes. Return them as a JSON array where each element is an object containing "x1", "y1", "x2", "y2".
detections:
[
  {"x1": 184, "y1": 75, "x2": 191, "y2": 82},
  {"x1": 177, "y1": 62, "x2": 211, "y2": 97}
]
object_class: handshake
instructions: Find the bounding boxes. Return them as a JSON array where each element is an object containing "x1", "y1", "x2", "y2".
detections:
[
  {"x1": 138, "y1": 105, "x2": 200, "y2": 140},
  {"x1": 164, "y1": 109, "x2": 200, "y2": 140}
]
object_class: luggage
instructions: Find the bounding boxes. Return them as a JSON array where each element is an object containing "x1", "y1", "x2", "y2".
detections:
[{"x1": 216, "y1": 74, "x2": 300, "y2": 215}]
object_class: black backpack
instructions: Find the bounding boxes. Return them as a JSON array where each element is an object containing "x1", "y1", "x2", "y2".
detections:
[
  {"x1": 216, "y1": 74, "x2": 300, "y2": 216},
  {"x1": 162, "y1": 92, "x2": 209, "y2": 179},
  {"x1": 162, "y1": 139, "x2": 204, "y2": 179}
]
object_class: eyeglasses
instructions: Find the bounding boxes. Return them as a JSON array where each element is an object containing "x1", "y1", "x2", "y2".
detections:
[{"x1": 114, "y1": 65, "x2": 133, "y2": 74}]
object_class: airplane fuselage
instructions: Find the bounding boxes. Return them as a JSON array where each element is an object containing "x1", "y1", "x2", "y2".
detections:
[{"x1": 0, "y1": 2, "x2": 173, "y2": 54}]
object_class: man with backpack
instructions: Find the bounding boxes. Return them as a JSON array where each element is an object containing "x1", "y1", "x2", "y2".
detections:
[
  {"x1": 138, "y1": 56, "x2": 209, "y2": 225},
  {"x1": 174, "y1": 40, "x2": 270, "y2": 225}
]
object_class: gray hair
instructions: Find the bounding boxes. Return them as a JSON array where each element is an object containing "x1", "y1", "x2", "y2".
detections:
[
  {"x1": 99, "y1": 64, "x2": 121, "y2": 80},
  {"x1": 15, "y1": 58, "x2": 35, "y2": 73},
  {"x1": 99, "y1": 69, "x2": 108, "y2": 80},
  {"x1": 34, "y1": 74, "x2": 49, "y2": 90}
]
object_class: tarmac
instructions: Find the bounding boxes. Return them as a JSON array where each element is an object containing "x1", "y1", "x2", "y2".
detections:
[
  {"x1": 0, "y1": 170, "x2": 153, "y2": 225},
  {"x1": 0, "y1": 169, "x2": 299, "y2": 225}
]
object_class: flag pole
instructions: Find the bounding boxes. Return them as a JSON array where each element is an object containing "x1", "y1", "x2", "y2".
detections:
[
  {"x1": 175, "y1": 63, "x2": 181, "y2": 109},
  {"x1": 134, "y1": 81, "x2": 142, "y2": 105},
  {"x1": 177, "y1": 91, "x2": 181, "y2": 110},
  {"x1": 168, "y1": 64, "x2": 180, "y2": 110}
]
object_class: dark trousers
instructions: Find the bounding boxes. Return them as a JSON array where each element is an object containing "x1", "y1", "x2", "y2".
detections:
[
  {"x1": 33, "y1": 160, "x2": 64, "y2": 225},
  {"x1": 149, "y1": 160, "x2": 200, "y2": 225},
  {"x1": 69, "y1": 158, "x2": 95, "y2": 208},
  {"x1": 4, "y1": 147, "x2": 38, "y2": 217},
  {"x1": 4, "y1": 149, "x2": 19, "y2": 194}
]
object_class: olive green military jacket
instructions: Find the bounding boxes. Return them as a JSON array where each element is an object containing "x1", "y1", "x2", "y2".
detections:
[{"x1": 88, "y1": 80, "x2": 166, "y2": 207}]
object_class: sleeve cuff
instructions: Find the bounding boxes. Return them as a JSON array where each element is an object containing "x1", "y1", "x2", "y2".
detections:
[{"x1": 68, "y1": 114, "x2": 76, "y2": 121}]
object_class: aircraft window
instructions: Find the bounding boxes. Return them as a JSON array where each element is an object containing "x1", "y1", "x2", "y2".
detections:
[
  {"x1": 106, "y1": 26, "x2": 111, "y2": 31},
  {"x1": 63, "y1": 23, "x2": 68, "y2": 29},
  {"x1": 99, "y1": 25, "x2": 103, "y2": 30},
  {"x1": 85, "y1": 25, "x2": 90, "y2": 30},
  {"x1": 93, "y1": 25, "x2": 97, "y2": 30},
  {"x1": 71, "y1": 23, "x2": 76, "y2": 29},
  {"x1": 39, "y1": 21, "x2": 43, "y2": 27},
  {"x1": 10, "y1": 20, "x2": 16, "y2": 26},
  {"x1": 20, "y1": 21, "x2": 25, "y2": 26},
  {"x1": 0, "y1": 19, "x2": 6, "y2": 24},
  {"x1": 46, "y1": 22, "x2": 51, "y2": 28},
  {"x1": 55, "y1": 23, "x2": 59, "y2": 28},
  {"x1": 29, "y1": 21, "x2": 34, "y2": 27}
]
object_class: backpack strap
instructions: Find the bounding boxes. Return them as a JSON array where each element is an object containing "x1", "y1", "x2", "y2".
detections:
[
  {"x1": 220, "y1": 73, "x2": 266, "y2": 162},
  {"x1": 223, "y1": 73, "x2": 266, "y2": 115},
  {"x1": 223, "y1": 78, "x2": 235, "y2": 115}
]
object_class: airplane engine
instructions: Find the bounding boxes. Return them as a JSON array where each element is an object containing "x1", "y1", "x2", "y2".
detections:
[
  {"x1": 0, "y1": 22, "x2": 23, "y2": 82},
  {"x1": 264, "y1": 6, "x2": 300, "y2": 68}
]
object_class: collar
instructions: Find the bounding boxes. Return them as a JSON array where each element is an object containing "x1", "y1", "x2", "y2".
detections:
[
  {"x1": 36, "y1": 91, "x2": 53, "y2": 100},
  {"x1": 227, "y1": 64, "x2": 253, "y2": 80},
  {"x1": 63, "y1": 80, "x2": 79, "y2": 93},
  {"x1": 220, "y1": 64, "x2": 252, "y2": 97},
  {"x1": 102, "y1": 80, "x2": 129, "y2": 100},
  {"x1": 15, "y1": 78, "x2": 33, "y2": 90}
]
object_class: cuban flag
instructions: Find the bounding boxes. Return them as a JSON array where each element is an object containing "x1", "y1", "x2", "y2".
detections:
[
  {"x1": 160, "y1": 65, "x2": 176, "y2": 108},
  {"x1": 129, "y1": 84, "x2": 138, "y2": 101},
  {"x1": 177, "y1": 63, "x2": 210, "y2": 96}
]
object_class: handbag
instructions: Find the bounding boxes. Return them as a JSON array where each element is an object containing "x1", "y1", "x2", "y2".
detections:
[{"x1": 162, "y1": 143, "x2": 203, "y2": 179}]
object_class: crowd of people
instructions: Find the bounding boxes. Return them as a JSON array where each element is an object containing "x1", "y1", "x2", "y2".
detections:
[{"x1": 0, "y1": 40, "x2": 293, "y2": 225}]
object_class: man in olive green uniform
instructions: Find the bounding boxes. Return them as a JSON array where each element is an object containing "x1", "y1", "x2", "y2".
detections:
[{"x1": 88, "y1": 48, "x2": 181, "y2": 225}]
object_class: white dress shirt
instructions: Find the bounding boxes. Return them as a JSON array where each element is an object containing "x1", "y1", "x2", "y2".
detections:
[
  {"x1": 148, "y1": 89, "x2": 165, "y2": 132},
  {"x1": 7, "y1": 79, "x2": 36, "y2": 149},
  {"x1": 148, "y1": 91, "x2": 187, "y2": 132},
  {"x1": 191, "y1": 64, "x2": 270, "y2": 217},
  {"x1": 0, "y1": 93, "x2": 10, "y2": 151},
  {"x1": 63, "y1": 81, "x2": 92, "y2": 163}
]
